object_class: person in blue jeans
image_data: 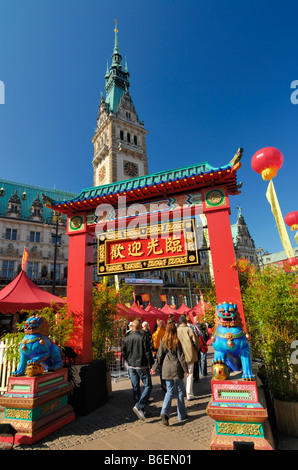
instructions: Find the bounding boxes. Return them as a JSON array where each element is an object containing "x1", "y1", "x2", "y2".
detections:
[
  {"x1": 150, "y1": 319, "x2": 189, "y2": 426},
  {"x1": 122, "y1": 319, "x2": 154, "y2": 421}
]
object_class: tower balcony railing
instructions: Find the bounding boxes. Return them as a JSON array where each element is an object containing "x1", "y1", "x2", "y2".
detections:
[{"x1": 93, "y1": 144, "x2": 109, "y2": 164}]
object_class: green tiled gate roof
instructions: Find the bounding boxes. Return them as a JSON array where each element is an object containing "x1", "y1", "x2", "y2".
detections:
[{"x1": 46, "y1": 158, "x2": 241, "y2": 214}]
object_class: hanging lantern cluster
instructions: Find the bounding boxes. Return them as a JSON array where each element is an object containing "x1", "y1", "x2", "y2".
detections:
[
  {"x1": 251, "y1": 147, "x2": 298, "y2": 268},
  {"x1": 285, "y1": 211, "x2": 298, "y2": 232},
  {"x1": 251, "y1": 147, "x2": 284, "y2": 181},
  {"x1": 286, "y1": 257, "x2": 298, "y2": 267},
  {"x1": 285, "y1": 211, "x2": 298, "y2": 263}
]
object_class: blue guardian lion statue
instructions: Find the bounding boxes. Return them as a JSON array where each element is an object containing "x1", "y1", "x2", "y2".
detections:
[
  {"x1": 211, "y1": 302, "x2": 254, "y2": 381},
  {"x1": 12, "y1": 315, "x2": 63, "y2": 377}
]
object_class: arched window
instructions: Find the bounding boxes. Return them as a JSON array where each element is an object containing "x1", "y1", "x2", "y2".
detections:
[
  {"x1": 120, "y1": 130, "x2": 124, "y2": 140},
  {"x1": 127, "y1": 132, "x2": 130, "y2": 143},
  {"x1": 134, "y1": 135, "x2": 137, "y2": 145},
  {"x1": 41, "y1": 265, "x2": 48, "y2": 278}
]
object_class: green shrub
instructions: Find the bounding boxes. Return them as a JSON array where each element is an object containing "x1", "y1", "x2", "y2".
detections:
[
  {"x1": 2, "y1": 302, "x2": 75, "y2": 364},
  {"x1": 243, "y1": 265, "x2": 298, "y2": 401}
]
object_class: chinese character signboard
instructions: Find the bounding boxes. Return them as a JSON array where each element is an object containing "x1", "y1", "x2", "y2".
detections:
[{"x1": 97, "y1": 219, "x2": 199, "y2": 275}]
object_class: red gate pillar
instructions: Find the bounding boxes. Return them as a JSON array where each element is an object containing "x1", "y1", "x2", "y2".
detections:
[
  {"x1": 66, "y1": 213, "x2": 94, "y2": 364},
  {"x1": 202, "y1": 186, "x2": 246, "y2": 330}
]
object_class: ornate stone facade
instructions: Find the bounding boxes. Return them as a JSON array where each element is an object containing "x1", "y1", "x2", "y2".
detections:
[
  {"x1": 231, "y1": 207, "x2": 258, "y2": 266},
  {"x1": 0, "y1": 181, "x2": 76, "y2": 298}
]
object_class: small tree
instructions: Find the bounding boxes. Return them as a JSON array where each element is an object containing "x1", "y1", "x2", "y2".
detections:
[{"x1": 92, "y1": 281, "x2": 133, "y2": 362}]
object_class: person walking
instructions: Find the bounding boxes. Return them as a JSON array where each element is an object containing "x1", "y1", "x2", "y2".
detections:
[
  {"x1": 186, "y1": 315, "x2": 200, "y2": 382},
  {"x1": 152, "y1": 319, "x2": 167, "y2": 392},
  {"x1": 122, "y1": 319, "x2": 154, "y2": 421},
  {"x1": 193, "y1": 316, "x2": 209, "y2": 376},
  {"x1": 142, "y1": 321, "x2": 153, "y2": 350},
  {"x1": 177, "y1": 315, "x2": 201, "y2": 400},
  {"x1": 150, "y1": 319, "x2": 188, "y2": 426},
  {"x1": 152, "y1": 319, "x2": 166, "y2": 354}
]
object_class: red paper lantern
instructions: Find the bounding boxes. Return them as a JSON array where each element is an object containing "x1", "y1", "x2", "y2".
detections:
[
  {"x1": 251, "y1": 147, "x2": 284, "y2": 180},
  {"x1": 286, "y1": 257, "x2": 298, "y2": 267},
  {"x1": 285, "y1": 211, "x2": 298, "y2": 231}
]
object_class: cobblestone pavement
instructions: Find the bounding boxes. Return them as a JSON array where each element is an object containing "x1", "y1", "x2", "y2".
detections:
[
  {"x1": 7, "y1": 352, "x2": 215, "y2": 451},
  {"x1": 1, "y1": 349, "x2": 297, "y2": 451}
]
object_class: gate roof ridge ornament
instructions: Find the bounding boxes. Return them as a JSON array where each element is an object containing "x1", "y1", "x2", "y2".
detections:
[{"x1": 42, "y1": 155, "x2": 242, "y2": 214}]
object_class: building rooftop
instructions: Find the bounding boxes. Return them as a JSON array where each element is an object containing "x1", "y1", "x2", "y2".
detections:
[
  {"x1": 262, "y1": 247, "x2": 298, "y2": 264},
  {"x1": 0, "y1": 179, "x2": 76, "y2": 221}
]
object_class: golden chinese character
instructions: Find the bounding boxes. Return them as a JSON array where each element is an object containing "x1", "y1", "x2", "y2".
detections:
[
  {"x1": 147, "y1": 239, "x2": 163, "y2": 256},
  {"x1": 110, "y1": 243, "x2": 125, "y2": 260},
  {"x1": 128, "y1": 241, "x2": 144, "y2": 257},
  {"x1": 166, "y1": 235, "x2": 183, "y2": 253}
]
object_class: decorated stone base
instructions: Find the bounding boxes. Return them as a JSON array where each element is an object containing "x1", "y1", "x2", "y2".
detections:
[
  {"x1": 0, "y1": 369, "x2": 75, "y2": 445},
  {"x1": 206, "y1": 379, "x2": 275, "y2": 450}
]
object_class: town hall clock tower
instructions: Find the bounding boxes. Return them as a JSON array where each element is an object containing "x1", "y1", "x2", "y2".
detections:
[{"x1": 92, "y1": 21, "x2": 148, "y2": 186}]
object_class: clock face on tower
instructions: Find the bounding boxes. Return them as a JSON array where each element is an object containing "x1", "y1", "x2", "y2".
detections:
[
  {"x1": 124, "y1": 160, "x2": 138, "y2": 177},
  {"x1": 98, "y1": 165, "x2": 106, "y2": 183}
]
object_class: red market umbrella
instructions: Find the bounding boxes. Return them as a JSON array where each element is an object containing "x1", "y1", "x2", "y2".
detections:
[
  {"x1": 116, "y1": 303, "x2": 136, "y2": 319},
  {"x1": 177, "y1": 303, "x2": 191, "y2": 315},
  {"x1": 129, "y1": 301, "x2": 145, "y2": 315},
  {"x1": 160, "y1": 303, "x2": 180, "y2": 322},
  {"x1": 128, "y1": 301, "x2": 146, "y2": 323},
  {"x1": 142, "y1": 311, "x2": 159, "y2": 332},
  {"x1": 145, "y1": 303, "x2": 168, "y2": 325},
  {"x1": 0, "y1": 270, "x2": 65, "y2": 314},
  {"x1": 189, "y1": 302, "x2": 210, "y2": 322},
  {"x1": 129, "y1": 302, "x2": 159, "y2": 331}
]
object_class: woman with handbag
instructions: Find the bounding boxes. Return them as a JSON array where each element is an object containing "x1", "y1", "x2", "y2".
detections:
[
  {"x1": 177, "y1": 315, "x2": 201, "y2": 400},
  {"x1": 150, "y1": 319, "x2": 189, "y2": 426}
]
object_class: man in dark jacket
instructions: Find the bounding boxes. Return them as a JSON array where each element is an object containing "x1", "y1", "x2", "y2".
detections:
[{"x1": 122, "y1": 319, "x2": 154, "y2": 420}]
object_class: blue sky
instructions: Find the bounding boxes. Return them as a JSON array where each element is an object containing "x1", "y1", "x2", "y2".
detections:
[{"x1": 1, "y1": 0, "x2": 298, "y2": 255}]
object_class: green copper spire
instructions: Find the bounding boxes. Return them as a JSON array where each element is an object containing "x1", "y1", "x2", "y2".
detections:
[
  {"x1": 111, "y1": 20, "x2": 122, "y2": 67},
  {"x1": 105, "y1": 20, "x2": 130, "y2": 113},
  {"x1": 113, "y1": 20, "x2": 120, "y2": 54}
]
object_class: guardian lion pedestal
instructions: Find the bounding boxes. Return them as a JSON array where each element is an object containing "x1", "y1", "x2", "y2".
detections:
[
  {"x1": 206, "y1": 379, "x2": 275, "y2": 450},
  {"x1": 0, "y1": 369, "x2": 75, "y2": 445},
  {"x1": 206, "y1": 302, "x2": 275, "y2": 450}
]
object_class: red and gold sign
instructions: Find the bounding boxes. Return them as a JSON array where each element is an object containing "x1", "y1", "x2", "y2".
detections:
[{"x1": 97, "y1": 219, "x2": 199, "y2": 275}]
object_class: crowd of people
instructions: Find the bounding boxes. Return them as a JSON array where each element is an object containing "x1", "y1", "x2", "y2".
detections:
[{"x1": 121, "y1": 314, "x2": 210, "y2": 425}]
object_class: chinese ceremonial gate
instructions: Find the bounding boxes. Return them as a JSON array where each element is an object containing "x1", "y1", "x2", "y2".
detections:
[{"x1": 43, "y1": 152, "x2": 244, "y2": 365}]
